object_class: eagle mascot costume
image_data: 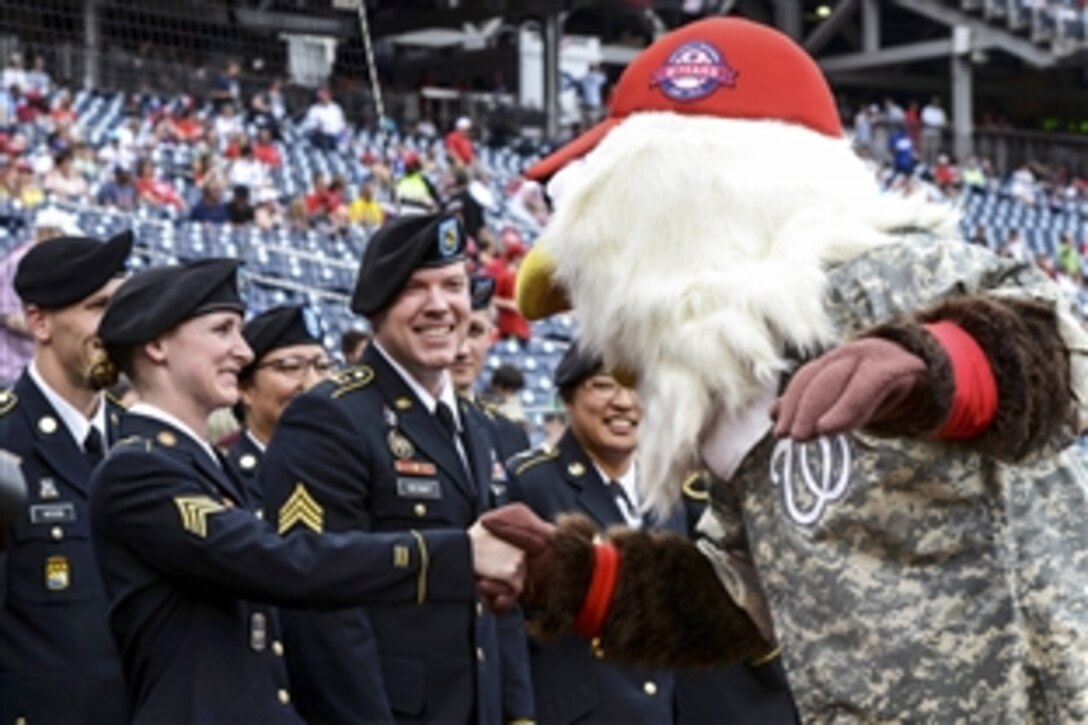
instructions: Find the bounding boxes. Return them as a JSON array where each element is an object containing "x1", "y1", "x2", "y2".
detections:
[{"x1": 480, "y1": 17, "x2": 1088, "y2": 723}]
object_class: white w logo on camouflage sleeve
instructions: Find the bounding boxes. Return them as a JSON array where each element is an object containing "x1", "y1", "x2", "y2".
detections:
[{"x1": 769, "y1": 435, "x2": 852, "y2": 526}]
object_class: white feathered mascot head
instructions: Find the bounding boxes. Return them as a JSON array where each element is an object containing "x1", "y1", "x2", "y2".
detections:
[{"x1": 518, "y1": 18, "x2": 954, "y2": 513}]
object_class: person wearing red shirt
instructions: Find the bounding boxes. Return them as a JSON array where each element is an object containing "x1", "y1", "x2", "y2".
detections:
[
  {"x1": 253, "y1": 128, "x2": 282, "y2": 168},
  {"x1": 493, "y1": 242, "x2": 530, "y2": 344},
  {"x1": 445, "y1": 117, "x2": 475, "y2": 167}
]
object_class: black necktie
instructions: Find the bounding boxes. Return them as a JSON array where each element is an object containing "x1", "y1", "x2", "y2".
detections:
[
  {"x1": 611, "y1": 480, "x2": 642, "y2": 528},
  {"x1": 435, "y1": 401, "x2": 458, "y2": 442},
  {"x1": 84, "y1": 427, "x2": 104, "y2": 468}
]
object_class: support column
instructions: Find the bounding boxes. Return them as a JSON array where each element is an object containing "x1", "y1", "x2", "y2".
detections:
[
  {"x1": 544, "y1": 12, "x2": 560, "y2": 140},
  {"x1": 861, "y1": 0, "x2": 881, "y2": 52},
  {"x1": 951, "y1": 25, "x2": 974, "y2": 161},
  {"x1": 83, "y1": 0, "x2": 100, "y2": 90},
  {"x1": 772, "y1": 0, "x2": 802, "y2": 40}
]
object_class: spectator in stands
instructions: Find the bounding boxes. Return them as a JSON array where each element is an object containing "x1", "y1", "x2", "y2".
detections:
[
  {"x1": 580, "y1": 63, "x2": 608, "y2": 125},
  {"x1": 0, "y1": 207, "x2": 82, "y2": 386},
  {"x1": 25, "y1": 54, "x2": 51, "y2": 99},
  {"x1": 1058, "y1": 233, "x2": 1081, "y2": 277},
  {"x1": 1, "y1": 53, "x2": 27, "y2": 92},
  {"x1": 347, "y1": 179, "x2": 385, "y2": 228},
  {"x1": 882, "y1": 96, "x2": 906, "y2": 126},
  {"x1": 249, "y1": 77, "x2": 287, "y2": 138},
  {"x1": 506, "y1": 179, "x2": 549, "y2": 235},
  {"x1": 1009, "y1": 162, "x2": 1038, "y2": 205},
  {"x1": 227, "y1": 142, "x2": 270, "y2": 195},
  {"x1": 968, "y1": 223, "x2": 989, "y2": 248},
  {"x1": 98, "y1": 132, "x2": 133, "y2": 174},
  {"x1": 852, "y1": 104, "x2": 874, "y2": 155},
  {"x1": 226, "y1": 184, "x2": 255, "y2": 225},
  {"x1": 999, "y1": 228, "x2": 1029, "y2": 263},
  {"x1": 961, "y1": 156, "x2": 989, "y2": 192},
  {"x1": 493, "y1": 242, "x2": 531, "y2": 345},
  {"x1": 190, "y1": 183, "x2": 229, "y2": 224},
  {"x1": 445, "y1": 116, "x2": 475, "y2": 167},
  {"x1": 50, "y1": 90, "x2": 76, "y2": 131},
  {"x1": 449, "y1": 167, "x2": 487, "y2": 240},
  {"x1": 253, "y1": 187, "x2": 283, "y2": 230},
  {"x1": 213, "y1": 103, "x2": 244, "y2": 146},
  {"x1": 920, "y1": 96, "x2": 946, "y2": 166},
  {"x1": 484, "y1": 363, "x2": 528, "y2": 424},
  {"x1": 164, "y1": 102, "x2": 204, "y2": 144},
  {"x1": 340, "y1": 328, "x2": 370, "y2": 365},
  {"x1": 395, "y1": 152, "x2": 442, "y2": 213},
  {"x1": 931, "y1": 154, "x2": 959, "y2": 195},
  {"x1": 134, "y1": 157, "x2": 185, "y2": 210},
  {"x1": 209, "y1": 60, "x2": 241, "y2": 111},
  {"x1": 252, "y1": 127, "x2": 282, "y2": 167},
  {"x1": 97, "y1": 167, "x2": 138, "y2": 211},
  {"x1": 886, "y1": 125, "x2": 916, "y2": 189},
  {"x1": 302, "y1": 87, "x2": 346, "y2": 152},
  {"x1": 43, "y1": 149, "x2": 89, "y2": 201}
]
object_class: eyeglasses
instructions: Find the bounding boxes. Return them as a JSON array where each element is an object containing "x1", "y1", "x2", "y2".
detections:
[
  {"x1": 581, "y1": 376, "x2": 624, "y2": 401},
  {"x1": 256, "y1": 355, "x2": 334, "y2": 378}
]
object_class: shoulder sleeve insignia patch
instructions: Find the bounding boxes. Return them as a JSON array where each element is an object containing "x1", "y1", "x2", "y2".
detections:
[
  {"x1": 331, "y1": 365, "x2": 375, "y2": 399},
  {"x1": 174, "y1": 495, "x2": 226, "y2": 538},
  {"x1": 0, "y1": 389, "x2": 17, "y2": 417},
  {"x1": 278, "y1": 483, "x2": 324, "y2": 535}
]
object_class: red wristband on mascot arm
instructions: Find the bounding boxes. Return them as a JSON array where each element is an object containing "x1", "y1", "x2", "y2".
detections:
[
  {"x1": 924, "y1": 321, "x2": 998, "y2": 439},
  {"x1": 572, "y1": 542, "x2": 620, "y2": 639}
]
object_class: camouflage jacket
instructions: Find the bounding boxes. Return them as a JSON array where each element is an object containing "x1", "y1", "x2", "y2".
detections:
[{"x1": 697, "y1": 235, "x2": 1088, "y2": 722}]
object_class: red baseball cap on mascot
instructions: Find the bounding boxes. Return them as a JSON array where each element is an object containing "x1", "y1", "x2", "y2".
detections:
[{"x1": 525, "y1": 17, "x2": 843, "y2": 182}]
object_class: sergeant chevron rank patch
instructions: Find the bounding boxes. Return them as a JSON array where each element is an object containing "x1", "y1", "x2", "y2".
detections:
[
  {"x1": 278, "y1": 483, "x2": 324, "y2": 534},
  {"x1": 174, "y1": 495, "x2": 226, "y2": 538}
]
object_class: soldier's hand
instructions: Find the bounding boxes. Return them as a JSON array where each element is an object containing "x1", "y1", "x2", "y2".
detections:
[
  {"x1": 478, "y1": 503, "x2": 559, "y2": 613},
  {"x1": 469, "y1": 520, "x2": 526, "y2": 600},
  {"x1": 773, "y1": 337, "x2": 928, "y2": 440}
]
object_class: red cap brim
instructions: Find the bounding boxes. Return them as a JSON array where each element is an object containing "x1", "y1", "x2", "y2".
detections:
[{"x1": 524, "y1": 117, "x2": 622, "y2": 182}]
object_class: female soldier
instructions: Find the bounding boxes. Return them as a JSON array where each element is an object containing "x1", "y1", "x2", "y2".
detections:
[{"x1": 88, "y1": 257, "x2": 523, "y2": 724}]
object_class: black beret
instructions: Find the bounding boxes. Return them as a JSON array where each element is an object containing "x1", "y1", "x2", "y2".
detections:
[
  {"x1": 239, "y1": 305, "x2": 324, "y2": 381},
  {"x1": 14, "y1": 230, "x2": 133, "y2": 308},
  {"x1": 554, "y1": 342, "x2": 604, "y2": 394},
  {"x1": 470, "y1": 276, "x2": 495, "y2": 311},
  {"x1": 351, "y1": 212, "x2": 466, "y2": 316},
  {"x1": 98, "y1": 258, "x2": 245, "y2": 346}
]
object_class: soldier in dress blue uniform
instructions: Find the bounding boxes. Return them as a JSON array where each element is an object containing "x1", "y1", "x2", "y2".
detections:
[
  {"x1": 261, "y1": 212, "x2": 535, "y2": 725},
  {"x1": 89, "y1": 258, "x2": 525, "y2": 724},
  {"x1": 505, "y1": 344, "x2": 798, "y2": 724},
  {"x1": 451, "y1": 276, "x2": 530, "y2": 465},
  {"x1": 229, "y1": 304, "x2": 332, "y2": 509},
  {"x1": 0, "y1": 231, "x2": 132, "y2": 725}
]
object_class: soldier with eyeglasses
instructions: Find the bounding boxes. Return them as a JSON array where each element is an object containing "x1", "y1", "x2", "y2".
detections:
[{"x1": 229, "y1": 305, "x2": 333, "y2": 509}]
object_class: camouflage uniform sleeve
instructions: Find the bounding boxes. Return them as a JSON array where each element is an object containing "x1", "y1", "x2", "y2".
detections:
[{"x1": 825, "y1": 234, "x2": 1088, "y2": 456}]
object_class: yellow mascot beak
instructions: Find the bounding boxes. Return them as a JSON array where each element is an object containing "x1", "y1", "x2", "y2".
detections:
[{"x1": 516, "y1": 245, "x2": 571, "y2": 320}]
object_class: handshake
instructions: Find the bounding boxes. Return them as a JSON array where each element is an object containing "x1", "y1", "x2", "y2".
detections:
[
  {"x1": 468, "y1": 503, "x2": 557, "y2": 614},
  {"x1": 468, "y1": 503, "x2": 606, "y2": 638}
]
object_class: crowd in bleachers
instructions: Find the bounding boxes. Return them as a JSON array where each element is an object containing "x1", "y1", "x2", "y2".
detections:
[{"x1": 1, "y1": 51, "x2": 1086, "y2": 431}]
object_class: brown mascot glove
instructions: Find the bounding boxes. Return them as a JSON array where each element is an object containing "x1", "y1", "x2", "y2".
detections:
[
  {"x1": 479, "y1": 503, "x2": 598, "y2": 639},
  {"x1": 773, "y1": 337, "x2": 937, "y2": 440}
]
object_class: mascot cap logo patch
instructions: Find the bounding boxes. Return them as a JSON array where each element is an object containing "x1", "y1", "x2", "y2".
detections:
[{"x1": 651, "y1": 41, "x2": 738, "y2": 102}]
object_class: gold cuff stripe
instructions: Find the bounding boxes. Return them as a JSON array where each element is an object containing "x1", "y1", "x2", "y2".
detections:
[
  {"x1": 750, "y1": 646, "x2": 781, "y2": 666},
  {"x1": 174, "y1": 496, "x2": 226, "y2": 538},
  {"x1": 409, "y1": 529, "x2": 428, "y2": 605},
  {"x1": 681, "y1": 471, "x2": 709, "y2": 502},
  {"x1": 277, "y1": 483, "x2": 324, "y2": 535}
]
